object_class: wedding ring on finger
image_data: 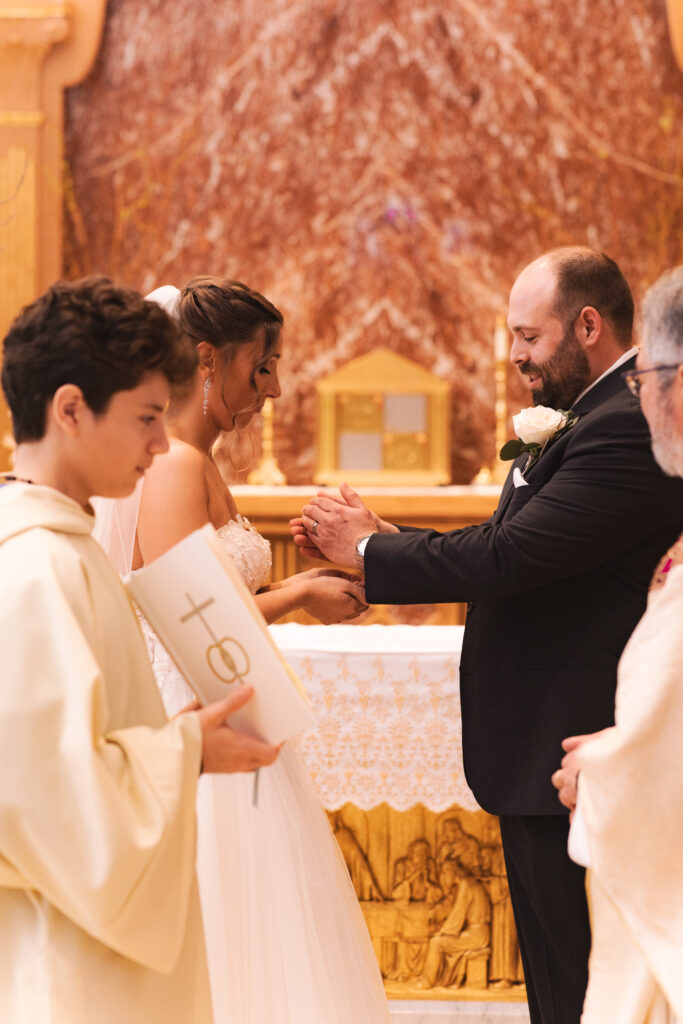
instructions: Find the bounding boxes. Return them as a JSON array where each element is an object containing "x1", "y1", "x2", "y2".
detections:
[{"x1": 312, "y1": 520, "x2": 319, "y2": 536}]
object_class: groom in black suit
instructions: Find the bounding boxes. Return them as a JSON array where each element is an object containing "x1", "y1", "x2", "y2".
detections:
[{"x1": 292, "y1": 248, "x2": 683, "y2": 1024}]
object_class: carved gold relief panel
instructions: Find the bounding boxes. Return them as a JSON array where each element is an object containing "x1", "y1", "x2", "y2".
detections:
[{"x1": 328, "y1": 802, "x2": 526, "y2": 1001}]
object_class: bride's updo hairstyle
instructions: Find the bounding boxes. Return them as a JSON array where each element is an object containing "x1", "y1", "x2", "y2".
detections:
[
  {"x1": 176, "y1": 276, "x2": 283, "y2": 426},
  {"x1": 177, "y1": 277, "x2": 282, "y2": 367}
]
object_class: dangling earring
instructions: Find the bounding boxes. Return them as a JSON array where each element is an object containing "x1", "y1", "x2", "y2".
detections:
[{"x1": 202, "y1": 377, "x2": 211, "y2": 416}]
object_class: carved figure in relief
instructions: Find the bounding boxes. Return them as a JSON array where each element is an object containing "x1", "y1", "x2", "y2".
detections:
[
  {"x1": 436, "y1": 817, "x2": 481, "y2": 875},
  {"x1": 430, "y1": 858, "x2": 460, "y2": 928},
  {"x1": 331, "y1": 816, "x2": 385, "y2": 901},
  {"x1": 387, "y1": 839, "x2": 442, "y2": 981},
  {"x1": 391, "y1": 838, "x2": 441, "y2": 903},
  {"x1": 481, "y1": 844, "x2": 524, "y2": 989},
  {"x1": 417, "y1": 874, "x2": 492, "y2": 990}
]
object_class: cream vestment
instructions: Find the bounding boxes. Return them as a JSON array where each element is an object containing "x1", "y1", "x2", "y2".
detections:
[
  {"x1": 0, "y1": 483, "x2": 211, "y2": 1023},
  {"x1": 576, "y1": 562, "x2": 683, "y2": 1023}
]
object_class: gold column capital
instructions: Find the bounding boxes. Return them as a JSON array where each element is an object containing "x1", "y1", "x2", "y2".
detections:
[
  {"x1": 0, "y1": 2, "x2": 71, "y2": 111},
  {"x1": 0, "y1": 4, "x2": 70, "y2": 51}
]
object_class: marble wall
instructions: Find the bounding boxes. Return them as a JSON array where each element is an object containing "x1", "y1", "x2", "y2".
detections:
[{"x1": 64, "y1": 0, "x2": 683, "y2": 484}]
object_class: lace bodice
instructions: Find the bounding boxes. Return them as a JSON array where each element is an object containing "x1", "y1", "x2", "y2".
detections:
[{"x1": 215, "y1": 514, "x2": 271, "y2": 594}]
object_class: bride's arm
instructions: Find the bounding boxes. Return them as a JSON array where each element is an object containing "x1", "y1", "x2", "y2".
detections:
[{"x1": 136, "y1": 445, "x2": 210, "y2": 564}]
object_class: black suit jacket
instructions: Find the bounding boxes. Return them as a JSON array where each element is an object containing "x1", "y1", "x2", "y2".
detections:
[{"x1": 365, "y1": 358, "x2": 683, "y2": 815}]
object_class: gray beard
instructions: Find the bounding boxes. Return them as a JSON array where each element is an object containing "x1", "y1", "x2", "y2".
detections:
[{"x1": 652, "y1": 435, "x2": 683, "y2": 478}]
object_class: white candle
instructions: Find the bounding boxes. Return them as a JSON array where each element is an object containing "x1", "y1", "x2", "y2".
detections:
[{"x1": 494, "y1": 314, "x2": 508, "y2": 362}]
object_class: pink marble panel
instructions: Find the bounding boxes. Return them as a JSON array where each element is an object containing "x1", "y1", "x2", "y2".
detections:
[{"x1": 65, "y1": 0, "x2": 683, "y2": 485}]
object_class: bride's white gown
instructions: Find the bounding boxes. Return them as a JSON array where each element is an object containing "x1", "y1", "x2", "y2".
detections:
[{"x1": 142, "y1": 517, "x2": 390, "y2": 1023}]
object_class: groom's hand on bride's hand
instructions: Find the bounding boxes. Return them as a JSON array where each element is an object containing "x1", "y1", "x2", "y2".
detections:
[
  {"x1": 295, "y1": 482, "x2": 397, "y2": 567},
  {"x1": 197, "y1": 686, "x2": 280, "y2": 774},
  {"x1": 289, "y1": 516, "x2": 330, "y2": 561}
]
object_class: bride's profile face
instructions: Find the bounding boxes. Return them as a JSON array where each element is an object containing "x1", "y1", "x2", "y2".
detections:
[{"x1": 213, "y1": 329, "x2": 282, "y2": 432}]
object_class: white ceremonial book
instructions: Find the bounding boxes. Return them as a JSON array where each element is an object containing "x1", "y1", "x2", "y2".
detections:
[{"x1": 127, "y1": 523, "x2": 315, "y2": 745}]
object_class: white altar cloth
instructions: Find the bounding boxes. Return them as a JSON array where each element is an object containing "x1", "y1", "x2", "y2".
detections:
[{"x1": 269, "y1": 624, "x2": 478, "y2": 812}]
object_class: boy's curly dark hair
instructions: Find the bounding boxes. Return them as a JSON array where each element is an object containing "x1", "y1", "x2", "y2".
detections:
[{"x1": 2, "y1": 276, "x2": 197, "y2": 443}]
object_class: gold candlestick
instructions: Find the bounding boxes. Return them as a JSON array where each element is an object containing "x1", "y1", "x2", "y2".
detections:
[
  {"x1": 247, "y1": 398, "x2": 287, "y2": 486},
  {"x1": 472, "y1": 315, "x2": 509, "y2": 485}
]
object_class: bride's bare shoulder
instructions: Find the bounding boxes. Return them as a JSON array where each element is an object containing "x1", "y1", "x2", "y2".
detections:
[
  {"x1": 166, "y1": 436, "x2": 206, "y2": 469},
  {"x1": 143, "y1": 437, "x2": 207, "y2": 498},
  {"x1": 138, "y1": 438, "x2": 211, "y2": 556}
]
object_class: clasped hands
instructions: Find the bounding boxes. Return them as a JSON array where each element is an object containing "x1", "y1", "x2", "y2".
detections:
[{"x1": 290, "y1": 481, "x2": 399, "y2": 567}]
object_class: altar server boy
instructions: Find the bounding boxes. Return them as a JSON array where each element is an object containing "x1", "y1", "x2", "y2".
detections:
[{"x1": 0, "y1": 277, "x2": 278, "y2": 1023}]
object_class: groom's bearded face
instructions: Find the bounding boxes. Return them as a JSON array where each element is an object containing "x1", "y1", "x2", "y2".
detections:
[{"x1": 519, "y1": 319, "x2": 591, "y2": 410}]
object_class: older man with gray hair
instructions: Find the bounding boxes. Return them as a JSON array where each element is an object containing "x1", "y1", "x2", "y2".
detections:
[{"x1": 554, "y1": 265, "x2": 683, "y2": 1024}]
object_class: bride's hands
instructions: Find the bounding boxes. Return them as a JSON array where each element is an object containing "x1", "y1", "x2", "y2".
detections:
[
  {"x1": 254, "y1": 571, "x2": 366, "y2": 624},
  {"x1": 295, "y1": 574, "x2": 368, "y2": 624}
]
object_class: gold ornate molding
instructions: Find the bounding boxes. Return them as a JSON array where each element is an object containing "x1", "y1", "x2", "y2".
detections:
[
  {"x1": 0, "y1": 4, "x2": 70, "y2": 16},
  {"x1": 0, "y1": 110, "x2": 44, "y2": 125},
  {"x1": 0, "y1": 0, "x2": 107, "y2": 466}
]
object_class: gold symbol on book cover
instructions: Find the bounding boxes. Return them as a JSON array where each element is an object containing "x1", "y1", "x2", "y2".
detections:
[{"x1": 180, "y1": 593, "x2": 251, "y2": 685}]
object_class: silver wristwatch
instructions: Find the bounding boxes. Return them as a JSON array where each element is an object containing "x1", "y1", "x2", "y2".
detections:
[{"x1": 355, "y1": 533, "x2": 373, "y2": 571}]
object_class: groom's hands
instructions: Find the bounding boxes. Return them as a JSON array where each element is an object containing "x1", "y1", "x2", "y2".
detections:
[{"x1": 290, "y1": 482, "x2": 398, "y2": 567}]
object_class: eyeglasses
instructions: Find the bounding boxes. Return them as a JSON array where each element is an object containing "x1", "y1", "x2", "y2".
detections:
[{"x1": 622, "y1": 364, "x2": 681, "y2": 398}]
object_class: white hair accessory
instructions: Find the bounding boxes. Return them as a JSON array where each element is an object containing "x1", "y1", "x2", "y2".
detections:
[{"x1": 145, "y1": 285, "x2": 181, "y2": 319}]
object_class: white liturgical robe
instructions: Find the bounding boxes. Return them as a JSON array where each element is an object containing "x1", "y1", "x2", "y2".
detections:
[
  {"x1": 0, "y1": 483, "x2": 212, "y2": 1023},
  {"x1": 577, "y1": 562, "x2": 683, "y2": 1021}
]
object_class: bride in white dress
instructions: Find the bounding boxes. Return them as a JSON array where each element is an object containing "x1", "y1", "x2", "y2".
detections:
[{"x1": 95, "y1": 277, "x2": 390, "y2": 1024}]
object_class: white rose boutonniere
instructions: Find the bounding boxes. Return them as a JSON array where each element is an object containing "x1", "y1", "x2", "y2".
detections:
[
  {"x1": 500, "y1": 405, "x2": 578, "y2": 468},
  {"x1": 513, "y1": 407, "x2": 568, "y2": 446}
]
